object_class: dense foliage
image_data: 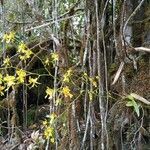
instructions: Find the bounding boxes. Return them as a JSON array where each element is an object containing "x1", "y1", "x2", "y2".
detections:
[{"x1": 0, "y1": 0, "x2": 149, "y2": 149}]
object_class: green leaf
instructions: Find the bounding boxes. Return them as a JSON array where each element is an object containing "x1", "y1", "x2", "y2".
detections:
[
  {"x1": 127, "y1": 95, "x2": 134, "y2": 101},
  {"x1": 133, "y1": 101, "x2": 140, "y2": 117},
  {"x1": 126, "y1": 95, "x2": 140, "y2": 117},
  {"x1": 126, "y1": 101, "x2": 133, "y2": 107}
]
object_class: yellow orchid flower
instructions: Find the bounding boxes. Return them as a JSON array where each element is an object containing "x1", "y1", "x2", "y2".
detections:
[
  {"x1": 50, "y1": 137, "x2": 55, "y2": 143},
  {"x1": 51, "y1": 52, "x2": 59, "y2": 61},
  {"x1": 45, "y1": 87, "x2": 54, "y2": 100},
  {"x1": 4, "y1": 74, "x2": 15, "y2": 88},
  {"x1": 3, "y1": 57, "x2": 11, "y2": 67},
  {"x1": 63, "y1": 68, "x2": 72, "y2": 82},
  {"x1": 61, "y1": 86, "x2": 73, "y2": 98},
  {"x1": 18, "y1": 42, "x2": 27, "y2": 53},
  {"x1": 18, "y1": 42, "x2": 33, "y2": 61},
  {"x1": 44, "y1": 126, "x2": 54, "y2": 139},
  {"x1": 19, "y1": 49, "x2": 33, "y2": 61},
  {"x1": 3, "y1": 32, "x2": 15, "y2": 43},
  {"x1": 24, "y1": 49, "x2": 33, "y2": 59},
  {"x1": 29, "y1": 77, "x2": 40, "y2": 88},
  {"x1": 44, "y1": 57, "x2": 50, "y2": 66},
  {"x1": 16, "y1": 69, "x2": 26, "y2": 83}
]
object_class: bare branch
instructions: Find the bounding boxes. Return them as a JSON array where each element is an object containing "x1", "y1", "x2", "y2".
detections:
[{"x1": 134, "y1": 47, "x2": 150, "y2": 53}]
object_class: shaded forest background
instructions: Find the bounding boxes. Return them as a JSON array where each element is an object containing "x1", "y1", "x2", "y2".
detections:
[{"x1": 0, "y1": 0, "x2": 149, "y2": 149}]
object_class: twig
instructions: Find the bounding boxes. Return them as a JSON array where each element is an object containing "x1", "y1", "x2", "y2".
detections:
[{"x1": 25, "y1": 13, "x2": 84, "y2": 32}]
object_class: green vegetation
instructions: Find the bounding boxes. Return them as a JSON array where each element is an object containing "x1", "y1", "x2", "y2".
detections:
[{"x1": 0, "y1": 0, "x2": 149, "y2": 149}]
